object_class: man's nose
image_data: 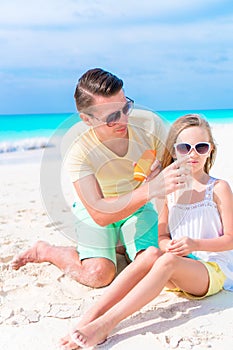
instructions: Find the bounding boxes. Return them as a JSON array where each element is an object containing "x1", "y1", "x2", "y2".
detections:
[{"x1": 118, "y1": 111, "x2": 128, "y2": 123}]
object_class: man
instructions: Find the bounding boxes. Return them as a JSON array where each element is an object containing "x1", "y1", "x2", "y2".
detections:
[{"x1": 12, "y1": 68, "x2": 188, "y2": 288}]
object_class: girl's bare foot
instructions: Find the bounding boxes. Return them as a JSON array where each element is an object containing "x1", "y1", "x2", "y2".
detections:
[
  {"x1": 59, "y1": 334, "x2": 81, "y2": 350},
  {"x1": 60, "y1": 317, "x2": 113, "y2": 349}
]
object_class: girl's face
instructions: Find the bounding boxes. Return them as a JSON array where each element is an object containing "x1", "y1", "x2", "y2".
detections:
[{"x1": 174, "y1": 126, "x2": 212, "y2": 173}]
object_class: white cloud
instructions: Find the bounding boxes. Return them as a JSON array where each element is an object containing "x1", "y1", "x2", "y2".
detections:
[
  {"x1": 0, "y1": 0, "x2": 233, "y2": 112},
  {"x1": 0, "y1": 0, "x2": 76, "y2": 26},
  {"x1": 0, "y1": 0, "x2": 231, "y2": 26},
  {"x1": 1, "y1": 9, "x2": 233, "y2": 71}
]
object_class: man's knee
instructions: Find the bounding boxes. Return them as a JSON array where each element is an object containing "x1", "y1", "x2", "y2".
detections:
[{"x1": 82, "y1": 258, "x2": 116, "y2": 288}]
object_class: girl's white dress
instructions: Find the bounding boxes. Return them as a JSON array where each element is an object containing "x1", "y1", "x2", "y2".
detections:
[{"x1": 167, "y1": 177, "x2": 233, "y2": 291}]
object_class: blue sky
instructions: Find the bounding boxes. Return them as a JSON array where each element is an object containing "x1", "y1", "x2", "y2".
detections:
[{"x1": 1, "y1": 0, "x2": 233, "y2": 114}]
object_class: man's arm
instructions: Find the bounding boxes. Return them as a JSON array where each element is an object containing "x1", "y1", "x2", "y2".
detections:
[{"x1": 73, "y1": 158, "x2": 189, "y2": 226}]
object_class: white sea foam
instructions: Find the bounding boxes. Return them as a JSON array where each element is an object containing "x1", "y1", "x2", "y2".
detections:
[{"x1": 0, "y1": 137, "x2": 54, "y2": 153}]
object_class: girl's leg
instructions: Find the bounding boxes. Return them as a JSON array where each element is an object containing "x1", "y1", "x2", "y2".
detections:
[
  {"x1": 60, "y1": 247, "x2": 162, "y2": 348},
  {"x1": 69, "y1": 254, "x2": 209, "y2": 349},
  {"x1": 83, "y1": 247, "x2": 162, "y2": 323}
]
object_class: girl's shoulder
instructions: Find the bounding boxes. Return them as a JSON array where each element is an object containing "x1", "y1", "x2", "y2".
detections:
[
  {"x1": 213, "y1": 178, "x2": 232, "y2": 192},
  {"x1": 213, "y1": 178, "x2": 233, "y2": 204}
]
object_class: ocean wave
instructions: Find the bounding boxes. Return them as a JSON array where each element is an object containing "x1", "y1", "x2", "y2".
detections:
[{"x1": 0, "y1": 137, "x2": 54, "y2": 153}]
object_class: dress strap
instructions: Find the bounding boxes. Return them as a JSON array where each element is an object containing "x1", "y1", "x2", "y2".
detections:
[
  {"x1": 204, "y1": 177, "x2": 217, "y2": 201},
  {"x1": 167, "y1": 192, "x2": 175, "y2": 208}
]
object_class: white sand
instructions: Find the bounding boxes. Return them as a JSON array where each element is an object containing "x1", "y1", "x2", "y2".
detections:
[{"x1": 1, "y1": 123, "x2": 233, "y2": 350}]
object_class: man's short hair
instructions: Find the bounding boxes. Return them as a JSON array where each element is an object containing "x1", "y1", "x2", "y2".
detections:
[{"x1": 74, "y1": 68, "x2": 123, "y2": 111}]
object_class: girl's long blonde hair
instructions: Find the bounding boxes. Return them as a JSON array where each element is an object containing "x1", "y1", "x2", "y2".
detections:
[{"x1": 161, "y1": 114, "x2": 217, "y2": 174}]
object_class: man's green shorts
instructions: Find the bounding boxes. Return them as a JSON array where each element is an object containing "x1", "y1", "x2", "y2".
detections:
[{"x1": 72, "y1": 201, "x2": 158, "y2": 265}]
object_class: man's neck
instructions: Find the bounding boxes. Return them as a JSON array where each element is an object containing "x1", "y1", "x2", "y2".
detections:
[{"x1": 94, "y1": 128, "x2": 129, "y2": 157}]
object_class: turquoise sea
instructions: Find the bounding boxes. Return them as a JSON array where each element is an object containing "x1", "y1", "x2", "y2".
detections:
[{"x1": 1, "y1": 108, "x2": 233, "y2": 153}]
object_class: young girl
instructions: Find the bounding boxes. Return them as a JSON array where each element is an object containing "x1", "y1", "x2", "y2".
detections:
[{"x1": 60, "y1": 114, "x2": 233, "y2": 350}]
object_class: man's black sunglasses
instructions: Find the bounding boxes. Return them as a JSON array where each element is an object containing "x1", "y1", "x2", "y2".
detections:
[{"x1": 88, "y1": 97, "x2": 134, "y2": 127}]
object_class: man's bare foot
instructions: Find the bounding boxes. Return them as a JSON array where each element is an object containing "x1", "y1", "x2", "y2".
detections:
[{"x1": 11, "y1": 241, "x2": 51, "y2": 270}]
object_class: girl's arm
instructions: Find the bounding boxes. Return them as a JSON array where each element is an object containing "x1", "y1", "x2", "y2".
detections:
[
  {"x1": 195, "y1": 179, "x2": 233, "y2": 252},
  {"x1": 167, "y1": 180, "x2": 233, "y2": 256},
  {"x1": 158, "y1": 201, "x2": 172, "y2": 252}
]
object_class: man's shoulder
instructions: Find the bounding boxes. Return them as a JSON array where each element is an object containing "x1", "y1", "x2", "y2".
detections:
[
  {"x1": 62, "y1": 120, "x2": 91, "y2": 158},
  {"x1": 66, "y1": 121, "x2": 91, "y2": 146},
  {"x1": 130, "y1": 108, "x2": 164, "y2": 124},
  {"x1": 71, "y1": 120, "x2": 89, "y2": 137},
  {"x1": 129, "y1": 108, "x2": 167, "y2": 132}
]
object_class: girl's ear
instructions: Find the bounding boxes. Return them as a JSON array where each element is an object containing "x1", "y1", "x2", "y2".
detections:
[
  {"x1": 172, "y1": 147, "x2": 176, "y2": 159},
  {"x1": 79, "y1": 113, "x2": 92, "y2": 126}
]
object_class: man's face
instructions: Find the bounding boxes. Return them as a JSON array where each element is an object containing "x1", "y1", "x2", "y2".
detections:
[{"x1": 82, "y1": 90, "x2": 133, "y2": 140}]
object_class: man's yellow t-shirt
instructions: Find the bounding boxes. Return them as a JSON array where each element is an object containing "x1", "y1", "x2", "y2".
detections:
[{"x1": 66, "y1": 109, "x2": 168, "y2": 197}]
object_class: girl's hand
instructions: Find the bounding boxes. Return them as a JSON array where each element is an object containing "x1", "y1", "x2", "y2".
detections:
[{"x1": 166, "y1": 237, "x2": 197, "y2": 256}]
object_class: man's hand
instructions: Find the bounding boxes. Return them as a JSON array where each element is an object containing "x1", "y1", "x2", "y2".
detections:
[
  {"x1": 147, "y1": 157, "x2": 191, "y2": 199},
  {"x1": 146, "y1": 159, "x2": 162, "y2": 181}
]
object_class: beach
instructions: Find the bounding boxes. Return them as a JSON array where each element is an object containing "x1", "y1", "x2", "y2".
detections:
[{"x1": 1, "y1": 122, "x2": 233, "y2": 350}]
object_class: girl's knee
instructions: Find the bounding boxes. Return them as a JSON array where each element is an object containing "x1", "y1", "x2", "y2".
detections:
[
  {"x1": 144, "y1": 246, "x2": 162, "y2": 264},
  {"x1": 159, "y1": 252, "x2": 179, "y2": 269}
]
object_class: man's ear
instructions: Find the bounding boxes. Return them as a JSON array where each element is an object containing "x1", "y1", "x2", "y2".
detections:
[{"x1": 79, "y1": 113, "x2": 92, "y2": 126}]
